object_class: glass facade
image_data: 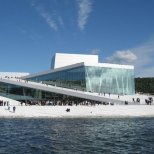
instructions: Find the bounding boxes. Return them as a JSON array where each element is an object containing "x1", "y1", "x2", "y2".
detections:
[
  {"x1": 28, "y1": 65, "x2": 135, "y2": 95},
  {"x1": 0, "y1": 82, "x2": 88, "y2": 102},
  {"x1": 85, "y1": 66, "x2": 135, "y2": 95},
  {"x1": 29, "y1": 66, "x2": 86, "y2": 91},
  {"x1": 0, "y1": 82, "x2": 61, "y2": 101}
]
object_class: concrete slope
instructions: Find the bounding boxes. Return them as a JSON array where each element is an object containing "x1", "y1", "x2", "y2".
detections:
[{"x1": 0, "y1": 78, "x2": 125, "y2": 103}]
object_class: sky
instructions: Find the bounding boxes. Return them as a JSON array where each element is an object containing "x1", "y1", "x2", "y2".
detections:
[{"x1": 0, "y1": 0, "x2": 154, "y2": 77}]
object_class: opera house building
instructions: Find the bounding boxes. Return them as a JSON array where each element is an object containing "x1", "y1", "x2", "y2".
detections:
[{"x1": 0, "y1": 53, "x2": 135, "y2": 102}]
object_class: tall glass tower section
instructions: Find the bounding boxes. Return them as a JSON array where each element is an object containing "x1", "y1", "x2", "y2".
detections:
[{"x1": 85, "y1": 66, "x2": 135, "y2": 95}]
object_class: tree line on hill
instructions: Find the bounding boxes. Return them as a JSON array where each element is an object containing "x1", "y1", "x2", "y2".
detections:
[{"x1": 135, "y1": 77, "x2": 154, "y2": 94}]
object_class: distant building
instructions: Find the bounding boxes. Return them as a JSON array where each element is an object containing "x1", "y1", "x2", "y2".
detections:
[{"x1": 0, "y1": 72, "x2": 29, "y2": 78}]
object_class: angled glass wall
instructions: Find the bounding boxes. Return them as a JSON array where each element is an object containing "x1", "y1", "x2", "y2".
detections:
[
  {"x1": 29, "y1": 66, "x2": 86, "y2": 91},
  {"x1": 85, "y1": 66, "x2": 135, "y2": 95}
]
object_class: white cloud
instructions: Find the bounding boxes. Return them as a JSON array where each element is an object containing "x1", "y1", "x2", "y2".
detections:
[
  {"x1": 131, "y1": 39, "x2": 154, "y2": 77},
  {"x1": 77, "y1": 0, "x2": 92, "y2": 30},
  {"x1": 106, "y1": 39, "x2": 154, "y2": 77},
  {"x1": 31, "y1": 1, "x2": 58, "y2": 31},
  {"x1": 40, "y1": 12, "x2": 58, "y2": 31},
  {"x1": 106, "y1": 50, "x2": 137, "y2": 64}
]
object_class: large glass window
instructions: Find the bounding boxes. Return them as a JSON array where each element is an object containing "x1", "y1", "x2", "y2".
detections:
[
  {"x1": 29, "y1": 66, "x2": 86, "y2": 91},
  {"x1": 85, "y1": 66, "x2": 135, "y2": 95}
]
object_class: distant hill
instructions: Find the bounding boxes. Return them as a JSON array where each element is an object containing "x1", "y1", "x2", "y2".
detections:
[{"x1": 135, "y1": 77, "x2": 154, "y2": 94}]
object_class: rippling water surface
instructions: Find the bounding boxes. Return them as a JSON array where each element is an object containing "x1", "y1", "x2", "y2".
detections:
[{"x1": 0, "y1": 118, "x2": 154, "y2": 154}]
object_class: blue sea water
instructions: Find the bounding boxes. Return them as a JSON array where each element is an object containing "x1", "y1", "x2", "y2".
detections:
[{"x1": 0, "y1": 118, "x2": 154, "y2": 154}]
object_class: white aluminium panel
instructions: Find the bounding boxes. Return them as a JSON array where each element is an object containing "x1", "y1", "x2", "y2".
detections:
[
  {"x1": 53, "y1": 53, "x2": 98, "y2": 69},
  {"x1": 84, "y1": 62, "x2": 134, "y2": 69}
]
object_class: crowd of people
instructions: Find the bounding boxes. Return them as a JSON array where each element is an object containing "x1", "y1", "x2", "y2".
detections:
[
  {"x1": 0, "y1": 100, "x2": 9, "y2": 106},
  {"x1": 19, "y1": 99, "x2": 102, "y2": 106}
]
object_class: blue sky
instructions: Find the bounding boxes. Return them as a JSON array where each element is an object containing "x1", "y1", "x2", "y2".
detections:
[{"x1": 0, "y1": 0, "x2": 154, "y2": 77}]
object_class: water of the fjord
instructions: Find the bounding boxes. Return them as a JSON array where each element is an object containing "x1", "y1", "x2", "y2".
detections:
[{"x1": 0, "y1": 118, "x2": 154, "y2": 154}]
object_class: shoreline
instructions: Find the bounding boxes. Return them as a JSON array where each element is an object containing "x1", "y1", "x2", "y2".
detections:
[
  {"x1": 0, "y1": 105, "x2": 154, "y2": 118},
  {"x1": 1, "y1": 115, "x2": 154, "y2": 119}
]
